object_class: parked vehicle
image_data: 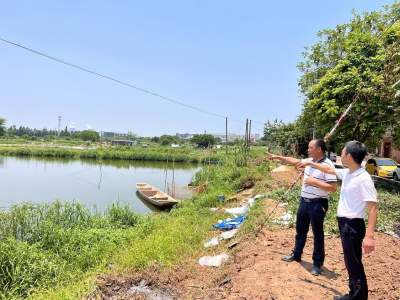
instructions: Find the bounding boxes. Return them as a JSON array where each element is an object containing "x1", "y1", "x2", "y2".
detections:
[
  {"x1": 393, "y1": 167, "x2": 400, "y2": 181},
  {"x1": 365, "y1": 157, "x2": 398, "y2": 178}
]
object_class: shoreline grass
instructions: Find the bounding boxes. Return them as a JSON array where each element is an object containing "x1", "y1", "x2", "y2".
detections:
[
  {"x1": 0, "y1": 148, "x2": 268, "y2": 299},
  {"x1": 0, "y1": 145, "x2": 222, "y2": 163}
]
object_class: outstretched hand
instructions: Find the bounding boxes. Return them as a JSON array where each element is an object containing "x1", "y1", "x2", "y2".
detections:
[{"x1": 265, "y1": 152, "x2": 280, "y2": 161}]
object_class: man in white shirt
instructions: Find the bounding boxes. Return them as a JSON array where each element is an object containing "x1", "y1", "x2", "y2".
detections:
[
  {"x1": 297, "y1": 141, "x2": 378, "y2": 300},
  {"x1": 267, "y1": 139, "x2": 337, "y2": 276}
]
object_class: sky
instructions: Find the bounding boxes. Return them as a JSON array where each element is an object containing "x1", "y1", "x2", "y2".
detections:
[{"x1": 0, "y1": 0, "x2": 396, "y2": 136}]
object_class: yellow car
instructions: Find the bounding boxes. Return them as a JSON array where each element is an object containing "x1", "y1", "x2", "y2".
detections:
[{"x1": 365, "y1": 157, "x2": 399, "y2": 178}]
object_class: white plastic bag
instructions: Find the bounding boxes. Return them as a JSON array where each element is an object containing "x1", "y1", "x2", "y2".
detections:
[
  {"x1": 225, "y1": 206, "x2": 249, "y2": 215},
  {"x1": 198, "y1": 253, "x2": 230, "y2": 267},
  {"x1": 254, "y1": 194, "x2": 265, "y2": 200},
  {"x1": 204, "y1": 237, "x2": 220, "y2": 248},
  {"x1": 247, "y1": 197, "x2": 256, "y2": 207},
  {"x1": 220, "y1": 229, "x2": 238, "y2": 240}
]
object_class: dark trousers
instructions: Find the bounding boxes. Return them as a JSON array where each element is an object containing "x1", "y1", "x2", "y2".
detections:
[
  {"x1": 293, "y1": 197, "x2": 328, "y2": 267},
  {"x1": 338, "y1": 217, "x2": 368, "y2": 300}
]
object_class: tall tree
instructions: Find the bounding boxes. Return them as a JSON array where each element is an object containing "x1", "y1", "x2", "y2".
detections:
[
  {"x1": 0, "y1": 117, "x2": 5, "y2": 136},
  {"x1": 297, "y1": 3, "x2": 400, "y2": 150}
]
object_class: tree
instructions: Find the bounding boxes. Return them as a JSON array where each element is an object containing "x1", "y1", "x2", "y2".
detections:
[
  {"x1": 263, "y1": 120, "x2": 308, "y2": 155},
  {"x1": 297, "y1": 3, "x2": 400, "y2": 151},
  {"x1": 191, "y1": 134, "x2": 216, "y2": 148},
  {"x1": 159, "y1": 135, "x2": 178, "y2": 146},
  {"x1": 60, "y1": 126, "x2": 70, "y2": 137},
  {"x1": 78, "y1": 130, "x2": 100, "y2": 142},
  {"x1": 0, "y1": 117, "x2": 5, "y2": 136}
]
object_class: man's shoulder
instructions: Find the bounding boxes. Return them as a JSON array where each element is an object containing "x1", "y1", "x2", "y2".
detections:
[
  {"x1": 359, "y1": 169, "x2": 374, "y2": 182},
  {"x1": 322, "y1": 157, "x2": 335, "y2": 166}
]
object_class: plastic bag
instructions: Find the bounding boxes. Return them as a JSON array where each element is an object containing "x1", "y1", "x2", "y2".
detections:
[{"x1": 198, "y1": 253, "x2": 230, "y2": 267}]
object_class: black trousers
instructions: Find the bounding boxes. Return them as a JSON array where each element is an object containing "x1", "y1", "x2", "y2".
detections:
[
  {"x1": 338, "y1": 217, "x2": 368, "y2": 300},
  {"x1": 293, "y1": 197, "x2": 328, "y2": 267}
]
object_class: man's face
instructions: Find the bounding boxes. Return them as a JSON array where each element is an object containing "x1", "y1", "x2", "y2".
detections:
[
  {"x1": 341, "y1": 147, "x2": 350, "y2": 166},
  {"x1": 308, "y1": 140, "x2": 321, "y2": 159}
]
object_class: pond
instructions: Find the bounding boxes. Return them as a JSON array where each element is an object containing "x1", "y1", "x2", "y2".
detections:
[{"x1": 0, "y1": 156, "x2": 199, "y2": 213}]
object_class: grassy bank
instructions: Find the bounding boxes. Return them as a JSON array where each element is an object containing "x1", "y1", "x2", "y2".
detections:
[
  {"x1": 0, "y1": 145, "x2": 222, "y2": 163},
  {"x1": 0, "y1": 147, "x2": 269, "y2": 299}
]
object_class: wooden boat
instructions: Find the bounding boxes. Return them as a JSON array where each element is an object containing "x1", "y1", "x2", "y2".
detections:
[{"x1": 136, "y1": 183, "x2": 179, "y2": 208}]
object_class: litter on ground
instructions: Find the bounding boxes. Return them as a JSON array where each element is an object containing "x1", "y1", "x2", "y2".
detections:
[
  {"x1": 274, "y1": 212, "x2": 293, "y2": 225},
  {"x1": 213, "y1": 215, "x2": 246, "y2": 230},
  {"x1": 203, "y1": 229, "x2": 239, "y2": 248},
  {"x1": 198, "y1": 253, "x2": 230, "y2": 267},
  {"x1": 225, "y1": 206, "x2": 249, "y2": 215},
  {"x1": 204, "y1": 237, "x2": 220, "y2": 248}
]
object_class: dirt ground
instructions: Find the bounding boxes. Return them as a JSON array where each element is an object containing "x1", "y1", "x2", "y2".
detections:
[{"x1": 91, "y1": 166, "x2": 400, "y2": 300}]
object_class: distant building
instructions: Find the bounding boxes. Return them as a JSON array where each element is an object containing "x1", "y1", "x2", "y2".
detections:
[
  {"x1": 176, "y1": 132, "x2": 260, "y2": 143},
  {"x1": 176, "y1": 133, "x2": 194, "y2": 140},
  {"x1": 377, "y1": 135, "x2": 400, "y2": 162},
  {"x1": 111, "y1": 140, "x2": 136, "y2": 146},
  {"x1": 69, "y1": 124, "x2": 76, "y2": 133},
  {"x1": 102, "y1": 131, "x2": 129, "y2": 140},
  {"x1": 212, "y1": 133, "x2": 261, "y2": 143}
]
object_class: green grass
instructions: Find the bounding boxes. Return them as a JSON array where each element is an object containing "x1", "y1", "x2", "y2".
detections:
[
  {"x1": 0, "y1": 147, "x2": 268, "y2": 299},
  {"x1": 0, "y1": 145, "x2": 223, "y2": 163}
]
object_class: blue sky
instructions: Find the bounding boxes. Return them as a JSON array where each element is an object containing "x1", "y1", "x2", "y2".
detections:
[{"x1": 0, "y1": 1, "x2": 395, "y2": 136}]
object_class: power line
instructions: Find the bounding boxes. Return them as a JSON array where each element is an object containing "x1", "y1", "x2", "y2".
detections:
[{"x1": 0, "y1": 36, "x2": 232, "y2": 120}]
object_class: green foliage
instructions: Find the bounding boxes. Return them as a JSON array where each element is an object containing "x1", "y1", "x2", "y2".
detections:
[
  {"x1": 298, "y1": 3, "x2": 400, "y2": 150},
  {"x1": 263, "y1": 120, "x2": 309, "y2": 156},
  {"x1": 191, "y1": 134, "x2": 216, "y2": 148},
  {"x1": 158, "y1": 135, "x2": 179, "y2": 146},
  {"x1": 78, "y1": 130, "x2": 100, "y2": 142},
  {"x1": 0, "y1": 117, "x2": 5, "y2": 136},
  {"x1": 0, "y1": 201, "x2": 145, "y2": 299}
]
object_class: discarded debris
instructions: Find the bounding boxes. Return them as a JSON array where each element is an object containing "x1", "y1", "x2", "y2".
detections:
[
  {"x1": 225, "y1": 206, "x2": 249, "y2": 215},
  {"x1": 218, "y1": 276, "x2": 232, "y2": 287},
  {"x1": 214, "y1": 215, "x2": 246, "y2": 230},
  {"x1": 227, "y1": 240, "x2": 239, "y2": 249},
  {"x1": 247, "y1": 197, "x2": 256, "y2": 207},
  {"x1": 204, "y1": 229, "x2": 239, "y2": 248},
  {"x1": 220, "y1": 229, "x2": 238, "y2": 240},
  {"x1": 254, "y1": 194, "x2": 266, "y2": 200},
  {"x1": 198, "y1": 253, "x2": 230, "y2": 267},
  {"x1": 274, "y1": 212, "x2": 293, "y2": 225},
  {"x1": 127, "y1": 280, "x2": 172, "y2": 300},
  {"x1": 204, "y1": 237, "x2": 220, "y2": 248}
]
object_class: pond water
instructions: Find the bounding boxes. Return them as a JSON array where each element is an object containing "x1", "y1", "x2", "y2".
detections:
[{"x1": 0, "y1": 156, "x2": 199, "y2": 213}]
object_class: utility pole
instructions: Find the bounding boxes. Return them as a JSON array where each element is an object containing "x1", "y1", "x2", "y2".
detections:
[
  {"x1": 58, "y1": 116, "x2": 62, "y2": 136},
  {"x1": 245, "y1": 118, "x2": 249, "y2": 148},
  {"x1": 225, "y1": 117, "x2": 228, "y2": 153},
  {"x1": 249, "y1": 120, "x2": 252, "y2": 146}
]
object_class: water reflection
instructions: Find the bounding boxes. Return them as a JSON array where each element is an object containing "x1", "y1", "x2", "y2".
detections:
[{"x1": 0, "y1": 156, "x2": 198, "y2": 214}]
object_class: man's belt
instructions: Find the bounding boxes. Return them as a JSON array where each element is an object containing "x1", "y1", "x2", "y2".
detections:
[{"x1": 301, "y1": 197, "x2": 326, "y2": 203}]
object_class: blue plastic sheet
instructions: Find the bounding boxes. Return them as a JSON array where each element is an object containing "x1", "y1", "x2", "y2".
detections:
[{"x1": 213, "y1": 215, "x2": 246, "y2": 230}]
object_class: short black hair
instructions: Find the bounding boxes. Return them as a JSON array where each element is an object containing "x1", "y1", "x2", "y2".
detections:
[
  {"x1": 313, "y1": 139, "x2": 327, "y2": 153},
  {"x1": 344, "y1": 141, "x2": 367, "y2": 164}
]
